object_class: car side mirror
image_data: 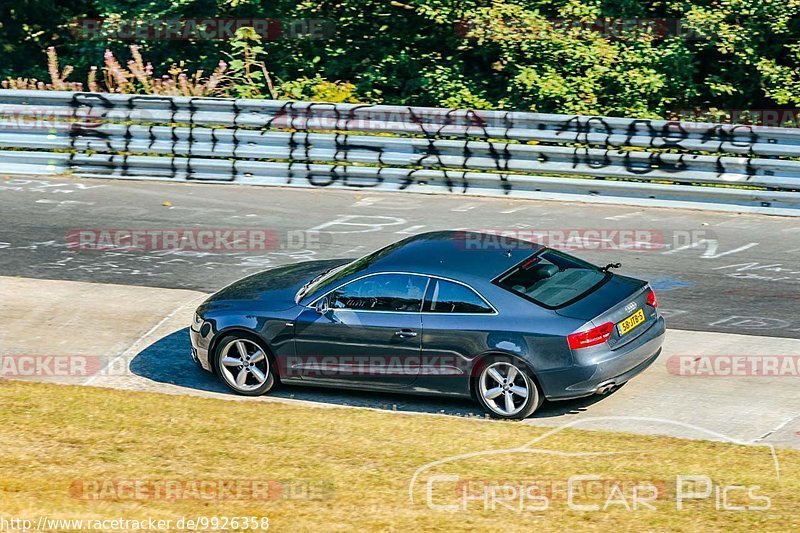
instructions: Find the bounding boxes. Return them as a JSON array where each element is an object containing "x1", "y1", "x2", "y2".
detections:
[{"x1": 314, "y1": 296, "x2": 330, "y2": 314}]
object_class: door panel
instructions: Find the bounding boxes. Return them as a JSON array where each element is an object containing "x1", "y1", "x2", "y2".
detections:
[
  {"x1": 291, "y1": 273, "x2": 428, "y2": 388},
  {"x1": 419, "y1": 314, "x2": 491, "y2": 377},
  {"x1": 416, "y1": 278, "x2": 500, "y2": 392},
  {"x1": 292, "y1": 308, "x2": 422, "y2": 387}
]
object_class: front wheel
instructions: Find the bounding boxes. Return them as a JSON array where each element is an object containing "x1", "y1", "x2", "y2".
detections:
[
  {"x1": 476, "y1": 358, "x2": 542, "y2": 419},
  {"x1": 214, "y1": 334, "x2": 276, "y2": 396}
]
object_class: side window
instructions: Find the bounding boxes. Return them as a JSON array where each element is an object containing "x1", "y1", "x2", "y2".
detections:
[
  {"x1": 329, "y1": 274, "x2": 427, "y2": 312},
  {"x1": 424, "y1": 279, "x2": 494, "y2": 314}
]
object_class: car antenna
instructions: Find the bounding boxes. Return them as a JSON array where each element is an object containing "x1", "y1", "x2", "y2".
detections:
[{"x1": 601, "y1": 262, "x2": 622, "y2": 272}]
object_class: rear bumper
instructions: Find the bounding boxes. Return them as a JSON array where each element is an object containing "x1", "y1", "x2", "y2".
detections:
[{"x1": 538, "y1": 316, "x2": 666, "y2": 400}]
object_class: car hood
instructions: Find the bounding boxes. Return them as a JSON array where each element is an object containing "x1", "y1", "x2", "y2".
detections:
[{"x1": 204, "y1": 258, "x2": 351, "y2": 311}]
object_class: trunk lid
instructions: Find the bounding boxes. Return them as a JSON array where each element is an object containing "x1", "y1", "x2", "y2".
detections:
[{"x1": 557, "y1": 274, "x2": 656, "y2": 348}]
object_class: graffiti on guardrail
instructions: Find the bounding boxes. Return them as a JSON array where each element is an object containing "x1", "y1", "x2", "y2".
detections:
[{"x1": 0, "y1": 91, "x2": 796, "y2": 208}]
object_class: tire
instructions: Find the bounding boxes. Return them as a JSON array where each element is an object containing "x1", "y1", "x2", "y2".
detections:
[
  {"x1": 213, "y1": 332, "x2": 276, "y2": 396},
  {"x1": 475, "y1": 356, "x2": 543, "y2": 420}
]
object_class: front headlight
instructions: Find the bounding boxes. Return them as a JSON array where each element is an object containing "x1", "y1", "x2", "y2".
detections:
[{"x1": 193, "y1": 312, "x2": 203, "y2": 326}]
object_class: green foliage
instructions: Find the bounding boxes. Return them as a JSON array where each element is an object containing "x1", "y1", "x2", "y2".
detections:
[
  {"x1": 224, "y1": 27, "x2": 276, "y2": 99},
  {"x1": 1, "y1": 0, "x2": 799, "y2": 116},
  {"x1": 277, "y1": 75, "x2": 359, "y2": 103}
]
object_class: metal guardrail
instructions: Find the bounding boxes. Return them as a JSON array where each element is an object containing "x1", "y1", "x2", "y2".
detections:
[{"x1": 1, "y1": 90, "x2": 800, "y2": 214}]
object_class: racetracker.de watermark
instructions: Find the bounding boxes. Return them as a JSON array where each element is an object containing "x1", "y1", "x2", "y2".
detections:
[
  {"x1": 0, "y1": 355, "x2": 123, "y2": 378},
  {"x1": 278, "y1": 355, "x2": 473, "y2": 379},
  {"x1": 668, "y1": 108, "x2": 800, "y2": 129},
  {"x1": 69, "y1": 479, "x2": 331, "y2": 501},
  {"x1": 66, "y1": 229, "x2": 329, "y2": 252},
  {"x1": 455, "y1": 18, "x2": 708, "y2": 41},
  {"x1": 454, "y1": 229, "x2": 665, "y2": 251},
  {"x1": 0, "y1": 108, "x2": 92, "y2": 131},
  {"x1": 667, "y1": 355, "x2": 800, "y2": 377},
  {"x1": 0, "y1": 106, "x2": 160, "y2": 131},
  {"x1": 267, "y1": 106, "x2": 511, "y2": 132},
  {"x1": 72, "y1": 18, "x2": 335, "y2": 40}
]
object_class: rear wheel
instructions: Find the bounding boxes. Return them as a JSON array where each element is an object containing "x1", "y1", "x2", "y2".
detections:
[
  {"x1": 476, "y1": 357, "x2": 542, "y2": 419},
  {"x1": 214, "y1": 333, "x2": 276, "y2": 396}
]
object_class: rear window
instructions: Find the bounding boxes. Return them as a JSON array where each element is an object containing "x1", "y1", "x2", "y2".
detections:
[
  {"x1": 423, "y1": 278, "x2": 494, "y2": 314},
  {"x1": 494, "y1": 249, "x2": 608, "y2": 309}
]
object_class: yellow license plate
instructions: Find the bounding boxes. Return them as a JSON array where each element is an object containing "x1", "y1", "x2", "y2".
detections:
[{"x1": 618, "y1": 308, "x2": 646, "y2": 335}]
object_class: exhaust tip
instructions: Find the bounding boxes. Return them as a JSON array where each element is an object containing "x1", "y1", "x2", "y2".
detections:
[{"x1": 595, "y1": 382, "x2": 616, "y2": 395}]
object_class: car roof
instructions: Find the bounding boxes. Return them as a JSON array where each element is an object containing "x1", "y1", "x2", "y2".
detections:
[{"x1": 363, "y1": 230, "x2": 542, "y2": 283}]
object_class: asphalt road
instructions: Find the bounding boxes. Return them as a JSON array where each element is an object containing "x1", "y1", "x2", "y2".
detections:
[{"x1": 2, "y1": 174, "x2": 800, "y2": 338}]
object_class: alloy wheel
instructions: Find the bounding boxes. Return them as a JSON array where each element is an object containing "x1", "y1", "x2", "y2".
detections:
[
  {"x1": 478, "y1": 361, "x2": 532, "y2": 417},
  {"x1": 218, "y1": 339, "x2": 270, "y2": 392}
]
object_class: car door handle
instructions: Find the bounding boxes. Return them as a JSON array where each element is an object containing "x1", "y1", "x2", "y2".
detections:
[{"x1": 394, "y1": 329, "x2": 418, "y2": 338}]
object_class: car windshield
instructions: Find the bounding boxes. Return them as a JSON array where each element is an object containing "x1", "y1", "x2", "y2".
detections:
[
  {"x1": 297, "y1": 238, "x2": 410, "y2": 302},
  {"x1": 494, "y1": 249, "x2": 608, "y2": 309}
]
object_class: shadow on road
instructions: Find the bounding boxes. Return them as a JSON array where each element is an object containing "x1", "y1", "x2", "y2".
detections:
[{"x1": 131, "y1": 328, "x2": 617, "y2": 420}]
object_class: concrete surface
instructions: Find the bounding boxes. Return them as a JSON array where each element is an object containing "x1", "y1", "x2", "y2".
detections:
[
  {"x1": 0, "y1": 276, "x2": 205, "y2": 382},
  {"x1": 1, "y1": 276, "x2": 797, "y2": 449}
]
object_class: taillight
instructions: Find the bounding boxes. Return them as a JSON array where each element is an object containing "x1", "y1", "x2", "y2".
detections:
[
  {"x1": 567, "y1": 322, "x2": 615, "y2": 349},
  {"x1": 646, "y1": 289, "x2": 658, "y2": 308}
]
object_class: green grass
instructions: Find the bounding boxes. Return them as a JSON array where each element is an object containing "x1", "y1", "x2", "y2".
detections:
[{"x1": 0, "y1": 379, "x2": 797, "y2": 532}]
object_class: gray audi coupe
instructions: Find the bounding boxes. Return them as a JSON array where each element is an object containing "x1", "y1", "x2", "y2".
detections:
[{"x1": 190, "y1": 231, "x2": 665, "y2": 419}]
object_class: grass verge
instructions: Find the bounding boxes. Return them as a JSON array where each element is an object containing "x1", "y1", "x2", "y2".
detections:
[{"x1": 0, "y1": 380, "x2": 797, "y2": 532}]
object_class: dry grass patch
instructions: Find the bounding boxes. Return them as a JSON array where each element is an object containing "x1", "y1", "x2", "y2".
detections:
[{"x1": 0, "y1": 380, "x2": 797, "y2": 532}]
